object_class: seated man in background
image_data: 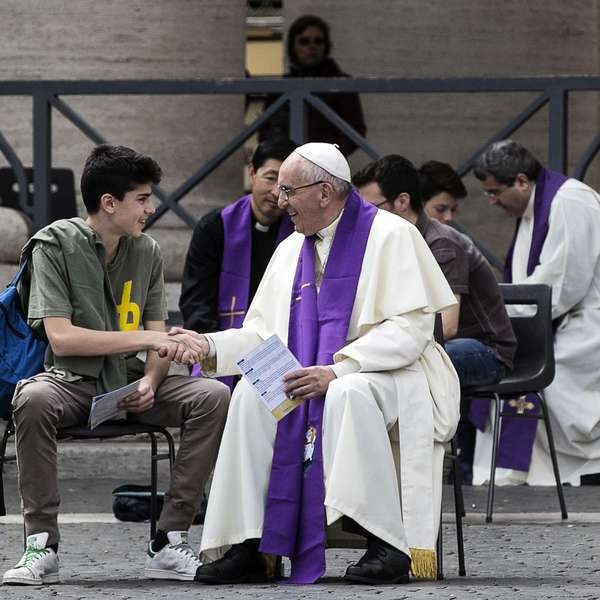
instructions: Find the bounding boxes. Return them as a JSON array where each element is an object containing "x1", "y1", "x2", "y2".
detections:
[
  {"x1": 418, "y1": 160, "x2": 467, "y2": 224},
  {"x1": 169, "y1": 143, "x2": 460, "y2": 584},
  {"x1": 354, "y1": 155, "x2": 516, "y2": 483},
  {"x1": 472, "y1": 139, "x2": 600, "y2": 486},
  {"x1": 2, "y1": 145, "x2": 229, "y2": 586},
  {"x1": 179, "y1": 138, "x2": 297, "y2": 386}
]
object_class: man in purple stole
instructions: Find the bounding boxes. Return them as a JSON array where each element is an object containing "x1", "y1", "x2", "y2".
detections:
[
  {"x1": 471, "y1": 140, "x2": 600, "y2": 486},
  {"x1": 168, "y1": 143, "x2": 460, "y2": 584},
  {"x1": 180, "y1": 138, "x2": 297, "y2": 386}
]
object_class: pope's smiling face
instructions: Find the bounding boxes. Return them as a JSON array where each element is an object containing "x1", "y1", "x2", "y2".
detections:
[{"x1": 277, "y1": 155, "x2": 329, "y2": 236}]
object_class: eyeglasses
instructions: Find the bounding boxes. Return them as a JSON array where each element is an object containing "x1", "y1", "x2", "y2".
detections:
[
  {"x1": 374, "y1": 198, "x2": 392, "y2": 209},
  {"x1": 277, "y1": 181, "x2": 325, "y2": 201},
  {"x1": 483, "y1": 186, "x2": 509, "y2": 199},
  {"x1": 296, "y1": 36, "x2": 325, "y2": 46},
  {"x1": 483, "y1": 183, "x2": 514, "y2": 198}
]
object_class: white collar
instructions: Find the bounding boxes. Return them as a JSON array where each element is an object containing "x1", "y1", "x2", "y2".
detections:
[
  {"x1": 315, "y1": 209, "x2": 344, "y2": 241},
  {"x1": 523, "y1": 185, "x2": 536, "y2": 221},
  {"x1": 254, "y1": 221, "x2": 270, "y2": 233}
]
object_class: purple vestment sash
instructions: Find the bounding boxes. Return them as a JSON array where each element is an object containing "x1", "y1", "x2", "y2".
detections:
[
  {"x1": 470, "y1": 168, "x2": 567, "y2": 471},
  {"x1": 192, "y1": 194, "x2": 293, "y2": 385},
  {"x1": 219, "y1": 194, "x2": 294, "y2": 330},
  {"x1": 259, "y1": 191, "x2": 377, "y2": 583}
]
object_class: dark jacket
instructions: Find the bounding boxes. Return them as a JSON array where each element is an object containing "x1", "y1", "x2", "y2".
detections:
[{"x1": 259, "y1": 58, "x2": 367, "y2": 156}]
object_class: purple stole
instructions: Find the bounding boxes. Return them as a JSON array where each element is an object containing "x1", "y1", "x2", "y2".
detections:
[
  {"x1": 218, "y1": 194, "x2": 293, "y2": 330},
  {"x1": 259, "y1": 191, "x2": 377, "y2": 583},
  {"x1": 470, "y1": 168, "x2": 567, "y2": 471},
  {"x1": 192, "y1": 195, "x2": 293, "y2": 385}
]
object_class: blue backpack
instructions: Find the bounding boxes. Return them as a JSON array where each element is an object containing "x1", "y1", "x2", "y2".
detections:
[{"x1": 0, "y1": 259, "x2": 47, "y2": 418}]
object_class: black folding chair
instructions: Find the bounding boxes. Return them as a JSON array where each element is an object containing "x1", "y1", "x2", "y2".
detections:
[
  {"x1": 465, "y1": 283, "x2": 568, "y2": 523},
  {"x1": 0, "y1": 416, "x2": 176, "y2": 539}
]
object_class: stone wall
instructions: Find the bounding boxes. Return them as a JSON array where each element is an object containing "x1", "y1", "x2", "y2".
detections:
[
  {"x1": 0, "y1": 0, "x2": 246, "y2": 282},
  {"x1": 284, "y1": 1, "x2": 600, "y2": 262},
  {"x1": 1, "y1": 2, "x2": 599, "y2": 273}
]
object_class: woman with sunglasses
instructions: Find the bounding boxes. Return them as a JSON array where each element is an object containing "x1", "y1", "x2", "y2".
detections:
[{"x1": 260, "y1": 15, "x2": 367, "y2": 157}]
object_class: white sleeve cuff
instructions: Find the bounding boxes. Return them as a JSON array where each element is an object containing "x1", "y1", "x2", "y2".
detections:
[
  {"x1": 205, "y1": 334, "x2": 217, "y2": 358},
  {"x1": 330, "y1": 357, "x2": 361, "y2": 379}
]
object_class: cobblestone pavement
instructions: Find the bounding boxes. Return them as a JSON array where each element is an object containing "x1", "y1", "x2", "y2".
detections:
[{"x1": 1, "y1": 478, "x2": 599, "y2": 599}]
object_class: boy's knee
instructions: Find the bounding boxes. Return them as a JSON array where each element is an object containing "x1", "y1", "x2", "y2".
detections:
[
  {"x1": 12, "y1": 381, "x2": 56, "y2": 421},
  {"x1": 189, "y1": 378, "x2": 230, "y2": 421}
]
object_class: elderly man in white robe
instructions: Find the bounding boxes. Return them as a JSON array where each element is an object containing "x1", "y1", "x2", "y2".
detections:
[
  {"x1": 472, "y1": 139, "x2": 600, "y2": 486},
  {"x1": 168, "y1": 143, "x2": 460, "y2": 585}
]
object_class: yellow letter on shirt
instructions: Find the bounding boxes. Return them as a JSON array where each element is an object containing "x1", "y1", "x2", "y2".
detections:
[{"x1": 117, "y1": 280, "x2": 140, "y2": 331}]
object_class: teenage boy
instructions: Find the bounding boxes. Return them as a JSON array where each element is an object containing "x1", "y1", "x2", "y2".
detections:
[{"x1": 2, "y1": 144, "x2": 230, "y2": 586}]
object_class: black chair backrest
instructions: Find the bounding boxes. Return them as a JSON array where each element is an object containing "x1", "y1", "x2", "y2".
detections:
[
  {"x1": 0, "y1": 167, "x2": 77, "y2": 222},
  {"x1": 498, "y1": 283, "x2": 555, "y2": 393},
  {"x1": 434, "y1": 312, "x2": 444, "y2": 346}
]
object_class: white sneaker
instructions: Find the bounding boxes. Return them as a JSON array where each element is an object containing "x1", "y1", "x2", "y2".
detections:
[
  {"x1": 144, "y1": 531, "x2": 201, "y2": 581},
  {"x1": 2, "y1": 532, "x2": 59, "y2": 586}
]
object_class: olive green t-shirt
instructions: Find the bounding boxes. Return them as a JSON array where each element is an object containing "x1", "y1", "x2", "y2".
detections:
[{"x1": 27, "y1": 219, "x2": 167, "y2": 384}]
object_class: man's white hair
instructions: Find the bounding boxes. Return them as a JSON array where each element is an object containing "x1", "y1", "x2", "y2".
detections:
[{"x1": 295, "y1": 155, "x2": 352, "y2": 197}]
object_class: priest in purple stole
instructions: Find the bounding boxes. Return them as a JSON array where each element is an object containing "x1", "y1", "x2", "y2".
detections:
[
  {"x1": 471, "y1": 139, "x2": 600, "y2": 486},
  {"x1": 176, "y1": 143, "x2": 460, "y2": 585},
  {"x1": 180, "y1": 138, "x2": 297, "y2": 387}
]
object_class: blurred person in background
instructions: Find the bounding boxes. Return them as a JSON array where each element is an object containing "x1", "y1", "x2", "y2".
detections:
[
  {"x1": 418, "y1": 160, "x2": 467, "y2": 224},
  {"x1": 259, "y1": 15, "x2": 366, "y2": 156}
]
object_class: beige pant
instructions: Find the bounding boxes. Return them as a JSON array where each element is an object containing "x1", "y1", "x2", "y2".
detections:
[{"x1": 12, "y1": 373, "x2": 230, "y2": 546}]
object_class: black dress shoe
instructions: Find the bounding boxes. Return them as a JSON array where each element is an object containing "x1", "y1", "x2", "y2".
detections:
[
  {"x1": 195, "y1": 540, "x2": 270, "y2": 584},
  {"x1": 344, "y1": 538, "x2": 411, "y2": 585}
]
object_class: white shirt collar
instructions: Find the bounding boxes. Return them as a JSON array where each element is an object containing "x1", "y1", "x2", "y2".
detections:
[
  {"x1": 254, "y1": 221, "x2": 270, "y2": 233},
  {"x1": 315, "y1": 209, "x2": 344, "y2": 242},
  {"x1": 523, "y1": 185, "x2": 536, "y2": 221}
]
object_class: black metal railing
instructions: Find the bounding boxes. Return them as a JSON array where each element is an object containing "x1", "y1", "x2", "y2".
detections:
[{"x1": 1, "y1": 75, "x2": 600, "y2": 245}]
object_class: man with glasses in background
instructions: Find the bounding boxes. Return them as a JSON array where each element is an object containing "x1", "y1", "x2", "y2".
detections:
[
  {"x1": 472, "y1": 139, "x2": 600, "y2": 487},
  {"x1": 180, "y1": 138, "x2": 296, "y2": 388}
]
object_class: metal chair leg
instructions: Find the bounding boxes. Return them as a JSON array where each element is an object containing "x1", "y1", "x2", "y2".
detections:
[
  {"x1": 539, "y1": 394, "x2": 568, "y2": 520},
  {"x1": 486, "y1": 394, "x2": 502, "y2": 523},
  {"x1": 450, "y1": 440, "x2": 466, "y2": 576},
  {"x1": 149, "y1": 433, "x2": 158, "y2": 540},
  {"x1": 163, "y1": 429, "x2": 176, "y2": 473},
  {"x1": 0, "y1": 418, "x2": 14, "y2": 517},
  {"x1": 436, "y1": 506, "x2": 443, "y2": 580},
  {"x1": 450, "y1": 438, "x2": 466, "y2": 517}
]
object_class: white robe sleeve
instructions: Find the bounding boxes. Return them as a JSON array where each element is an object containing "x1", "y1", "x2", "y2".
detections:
[
  {"x1": 333, "y1": 310, "x2": 433, "y2": 373},
  {"x1": 523, "y1": 184, "x2": 600, "y2": 320}
]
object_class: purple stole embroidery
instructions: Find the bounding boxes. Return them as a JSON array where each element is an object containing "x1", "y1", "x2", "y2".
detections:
[
  {"x1": 192, "y1": 195, "x2": 293, "y2": 385},
  {"x1": 259, "y1": 191, "x2": 377, "y2": 583},
  {"x1": 470, "y1": 168, "x2": 567, "y2": 471}
]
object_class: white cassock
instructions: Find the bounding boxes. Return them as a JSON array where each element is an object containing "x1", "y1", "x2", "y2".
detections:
[
  {"x1": 200, "y1": 209, "x2": 460, "y2": 577},
  {"x1": 473, "y1": 178, "x2": 600, "y2": 486}
]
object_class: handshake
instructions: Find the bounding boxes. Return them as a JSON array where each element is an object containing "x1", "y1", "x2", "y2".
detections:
[{"x1": 151, "y1": 327, "x2": 210, "y2": 365}]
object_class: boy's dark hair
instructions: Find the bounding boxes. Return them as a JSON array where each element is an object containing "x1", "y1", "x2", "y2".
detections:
[
  {"x1": 251, "y1": 138, "x2": 298, "y2": 171},
  {"x1": 353, "y1": 154, "x2": 422, "y2": 213},
  {"x1": 81, "y1": 144, "x2": 162, "y2": 214},
  {"x1": 418, "y1": 160, "x2": 467, "y2": 202},
  {"x1": 287, "y1": 15, "x2": 332, "y2": 64}
]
